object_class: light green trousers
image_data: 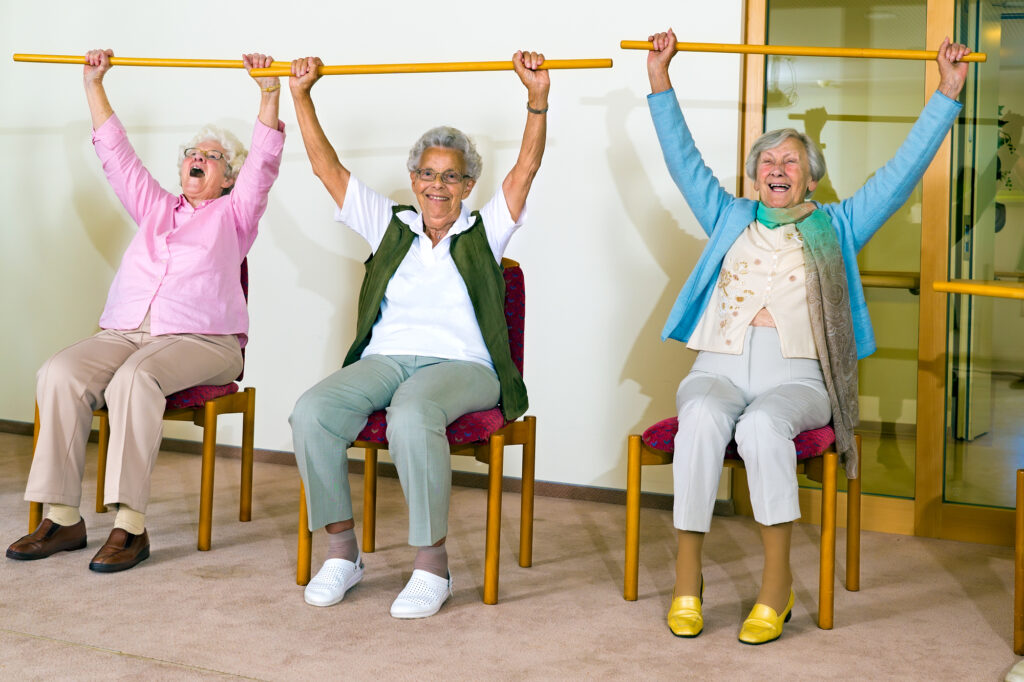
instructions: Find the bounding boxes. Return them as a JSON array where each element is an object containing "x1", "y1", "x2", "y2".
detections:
[{"x1": 290, "y1": 355, "x2": 500, "y2": 546}]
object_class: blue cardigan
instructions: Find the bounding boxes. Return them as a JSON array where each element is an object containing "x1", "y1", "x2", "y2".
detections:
[{"x1": 648, "y1": 88, "x2": 962, "y2": 359}]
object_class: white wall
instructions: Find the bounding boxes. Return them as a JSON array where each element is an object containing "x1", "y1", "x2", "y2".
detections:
[{"x1": 0, "y1": 1, "x2": 744, "y2": 495}]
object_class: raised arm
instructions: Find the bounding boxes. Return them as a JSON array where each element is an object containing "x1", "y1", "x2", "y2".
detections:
[
  {"x1": 83, "y1": 49, "x2": 114, "y2": 129},
  {"x1": 935, "y1": 36, "x2": 970, "y2": 100},
  {"x1": 647, "y1": 28, "x2": 677, "y2": 94},
  {"x1": 244, "y1": 53, "x2": 281, "y2": 130},
  {"x1": 501, "y1": 50, "x2": 550, "y2": 223},
  {"x1": 289, "y1": 57, "x2": 351, "y2": 210}
]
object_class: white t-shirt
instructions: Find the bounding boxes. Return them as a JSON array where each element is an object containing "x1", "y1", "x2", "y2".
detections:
[{"x1": 335, "y1": 176, "x2": 525, "y2": 368}]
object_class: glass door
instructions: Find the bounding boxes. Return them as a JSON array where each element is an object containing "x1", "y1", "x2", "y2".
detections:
[
  {"x1": 765, "y1": 0, "x2": 928, "y2": 500},
  {"x1": 944, "y1": 0, "x2": 1024, "y2": 510}
]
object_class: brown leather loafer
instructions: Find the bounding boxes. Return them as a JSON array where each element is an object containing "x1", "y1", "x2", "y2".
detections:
[
  {"x1": 89, "y1": 528, "x2": 150, "y2": 573},
  {"x1": 7, "y1": 518, "x2": 87, "y2": 560}
]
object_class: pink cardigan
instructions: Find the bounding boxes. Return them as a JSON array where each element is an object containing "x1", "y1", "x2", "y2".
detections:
[{"x1": 93, "y1": 114, "x2": 284, "y2": 346}]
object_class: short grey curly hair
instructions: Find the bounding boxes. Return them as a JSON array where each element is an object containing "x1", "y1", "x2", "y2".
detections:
[
  {"x1": 406, "y1": 126, "x2": 482, "y2": 180},
  {"x1": 745, "y1": 128, "x2": 827, "y2": 198},
  {"x1": 179, "y1": 125, "x2": 248, "y2": 184}
]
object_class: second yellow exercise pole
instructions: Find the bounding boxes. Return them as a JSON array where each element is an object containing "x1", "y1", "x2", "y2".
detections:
[
  {"x1": 250, "y1": 58, "x2": 613, "y2": 78},
  {"x1": 619, "y1": 41, "x2": 987, "y2": 62}
]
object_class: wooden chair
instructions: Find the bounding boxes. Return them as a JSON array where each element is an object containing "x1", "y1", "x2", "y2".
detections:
[
  {"x1": 623, "y1": 417, "x2": 861, "y2": 629},
  {"x1": 296, "y1": 258, "x2": 536, "y2": 605},
  {"x1": 28, "y1": 260, "x2": 256, "y2": 551}
]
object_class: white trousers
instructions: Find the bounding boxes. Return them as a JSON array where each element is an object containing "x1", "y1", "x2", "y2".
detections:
[{"x1": 673, "y1": 327, "x2": 831, "y2": 532}]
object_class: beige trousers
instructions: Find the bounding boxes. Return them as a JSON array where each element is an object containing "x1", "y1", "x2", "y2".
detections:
[{"x1": 25, "y1": 326, "x2": 242, "y2": 513}]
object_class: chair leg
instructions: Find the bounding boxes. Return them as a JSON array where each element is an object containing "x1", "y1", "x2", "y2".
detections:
[
  {"x1": 362, "y1": 448, "x2": 378, "y2": 553},
  {"x1": 624, "y1": 434, "x2": 643, "y2": 601},
  {"x1": 28, "y1": 403, "x2": 42, "y2": 533},
  {"x1": 483, "y1": 434, "x2": 505, "y2": 605},
  {"x1": 239, "y1": 387, "x2": 256, "y2": 522},
  {"x1": 298, "y1": 479, "x2": 312, "y2": 586},
  {"x1": 818, "y1": 450, "x2": 838, "y2": 630},
  {"x1": 1015, "y1": 469, "x2": 1024, "y2": 655},
  {"x1": 95, "y1": 412, "x2": 110, "y2": 514},
  {"x1": 846, "y1": 452, "x2": 861, "y2": 593},
  {"x1": 197, "y1": 403, "x2": 218, "y2": 551},
  {"x1": 519, "y1": 415, "x2": 536, "y2": 568}
]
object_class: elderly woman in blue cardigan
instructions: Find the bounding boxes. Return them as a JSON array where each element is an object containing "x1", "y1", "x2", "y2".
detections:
[{"x1": 646, "y1": 29, "x2": 969, "y2": 643}]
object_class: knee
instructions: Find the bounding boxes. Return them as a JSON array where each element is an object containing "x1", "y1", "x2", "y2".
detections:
[
  {"x1": 735, "y1": 409, "x2": 795, "y2": 459},
  {"x1": 290, "y1": 387, "x2": 335, "y2": 432},
  {"x1": 37, "y1": 351, "x2": 84, "y2": 394}
]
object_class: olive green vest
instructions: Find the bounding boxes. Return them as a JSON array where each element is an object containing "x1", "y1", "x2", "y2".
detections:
[{"x1": 343, "y1": 205, "x2": 528, "y2": 422}]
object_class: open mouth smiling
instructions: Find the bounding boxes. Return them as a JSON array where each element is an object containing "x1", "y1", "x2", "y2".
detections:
[{"x1": 768, "y1": 182, "x2": 790, "y2": 192}]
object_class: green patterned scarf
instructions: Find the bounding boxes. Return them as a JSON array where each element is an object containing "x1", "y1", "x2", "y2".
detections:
[{"x1": 757, "y1": 203, "x2": 859, "y2": 478}]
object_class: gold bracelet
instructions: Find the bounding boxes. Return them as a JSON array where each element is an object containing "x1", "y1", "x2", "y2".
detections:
[{"x1": 261, "y1": 83, "x2": 281, "y2": 93}]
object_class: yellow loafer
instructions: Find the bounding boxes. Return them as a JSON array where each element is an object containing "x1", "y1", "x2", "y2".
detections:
[
  {"x1": 738, "y1": 590, "x2": 794, "y2": 645},
  {"x1": 667, "y1": 575, "x2": 704, "y2": 638},
  {"x1": 667, "y1": 595, "x2": 703, "y2": 638}
]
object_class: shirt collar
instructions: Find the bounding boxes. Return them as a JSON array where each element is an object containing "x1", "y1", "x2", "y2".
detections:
[
  {"x1": 175, "y1": 194, "x2": 216, "y2": 212},
  {"x1": 400, "y1": 203, "x2": 473, "y2": 238}
]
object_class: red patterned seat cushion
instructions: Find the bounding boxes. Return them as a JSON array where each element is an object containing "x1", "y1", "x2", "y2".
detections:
[
  {"x1": 356, "y1": 407, "x2": 507, "y2": 447},
  {"x1": 641, "y1": 417, "x2": 835, "y2": 461},
  {"x1": 166, "y1": 383, "x2": 239, "y2": 410}
]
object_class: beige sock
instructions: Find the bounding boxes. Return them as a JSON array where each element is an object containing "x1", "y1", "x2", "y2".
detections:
[
  {"x1": 113, "y1": 505, "x2": 146, "y2": 535},
  {"x1": 45, "y1": 503, "x2": 81, "y2": 526}
]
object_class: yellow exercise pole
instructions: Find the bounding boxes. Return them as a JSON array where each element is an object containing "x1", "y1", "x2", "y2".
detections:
[
  {"x1": 12, "y1": 53, "x2": 292, "y2": 69},
  {"x1": 249, "y1": 58, "x2": 613, "y2": 77},
  {"x1": 619, "y1": 41, "x2": 987, "y2": 62}
]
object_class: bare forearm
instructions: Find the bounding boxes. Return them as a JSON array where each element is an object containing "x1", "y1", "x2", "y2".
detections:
[
  {"x1": 257, "y1": 88, "x2": 280, "y2": 130},
  {"x1": 85, "y1": 81, "x2": 113, "y2": 129},
  {"x1": 503, "y1": 109, "x2": 547, "y2": 221},
  {"x1": 649, "y1": 67, "x2": 673, "y2": 94},
  {"x1": 292, "y1": 91, "x2": 349, "y2": 204}
]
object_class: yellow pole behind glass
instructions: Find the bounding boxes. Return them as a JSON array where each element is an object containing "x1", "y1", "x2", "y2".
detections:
[
  {"x1": 619, "y1": 41, "x2": 987, "y2": 62},
  {"x1": 12, "y1": 53, "x2": 292, "y2": 69},
  {"x1": 250, "y1": 58, "x2": 613, "y2": 77}
]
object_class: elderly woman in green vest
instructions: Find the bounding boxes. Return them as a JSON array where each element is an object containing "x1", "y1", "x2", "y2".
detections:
[{"x1": 287, "y1": 50, "x2": 548, "y2": 619}]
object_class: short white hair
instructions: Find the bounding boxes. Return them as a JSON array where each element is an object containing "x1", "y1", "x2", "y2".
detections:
[
  {"x1": 745, "y1": 128, "x2": 827, "y2": 199},
  {"x1": 179, "y1": 125, "x2": 248, "y2": 182},
  {"x1": 406, "y1": 126, "x2": 482, "y2": 180}
]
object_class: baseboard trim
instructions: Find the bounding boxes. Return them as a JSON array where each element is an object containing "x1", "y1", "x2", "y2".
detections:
[{"x1": 0, "y1": 418, "x2": 672, "y2": 511}]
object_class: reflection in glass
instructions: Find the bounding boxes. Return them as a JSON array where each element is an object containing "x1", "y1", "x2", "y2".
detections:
[{"x1": 944, "y1": 3, "x2": 1024, "y2": 509}]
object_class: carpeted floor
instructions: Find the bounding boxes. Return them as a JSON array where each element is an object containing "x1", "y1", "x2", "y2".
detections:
[{"x1": 0, "y1": 431, "x2": 1018, "y2": 680}]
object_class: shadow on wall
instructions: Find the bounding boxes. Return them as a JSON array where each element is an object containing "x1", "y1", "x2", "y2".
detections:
[{"x1": 600, "y1": 87, "x2": 704, "y2": 432}]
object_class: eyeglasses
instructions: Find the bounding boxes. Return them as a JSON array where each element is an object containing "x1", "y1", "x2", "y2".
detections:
[
  {"x1": 415, "y1": 168, "x2": 468, "y2": 184},
  {"x1": 184, "y1": 147, "x2": 226, "y2": 162}
]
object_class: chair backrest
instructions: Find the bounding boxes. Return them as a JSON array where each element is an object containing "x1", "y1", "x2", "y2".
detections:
[{"x1": 500, "y1": 258, "x2": 525, "y2": 376}]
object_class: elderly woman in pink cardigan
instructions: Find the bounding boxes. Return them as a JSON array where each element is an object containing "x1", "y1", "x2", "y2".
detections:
[{"x1": 6, "y1": 48, "x2": 285, "y2": 573}]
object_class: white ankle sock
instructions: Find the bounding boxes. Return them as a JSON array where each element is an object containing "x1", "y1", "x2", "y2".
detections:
[
  {"x1": 113, "y1": 505, "x2": 145, "y2": 535},
  {"x1": 45, "y1": 503, "x2": 81, "y2": 526}
]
